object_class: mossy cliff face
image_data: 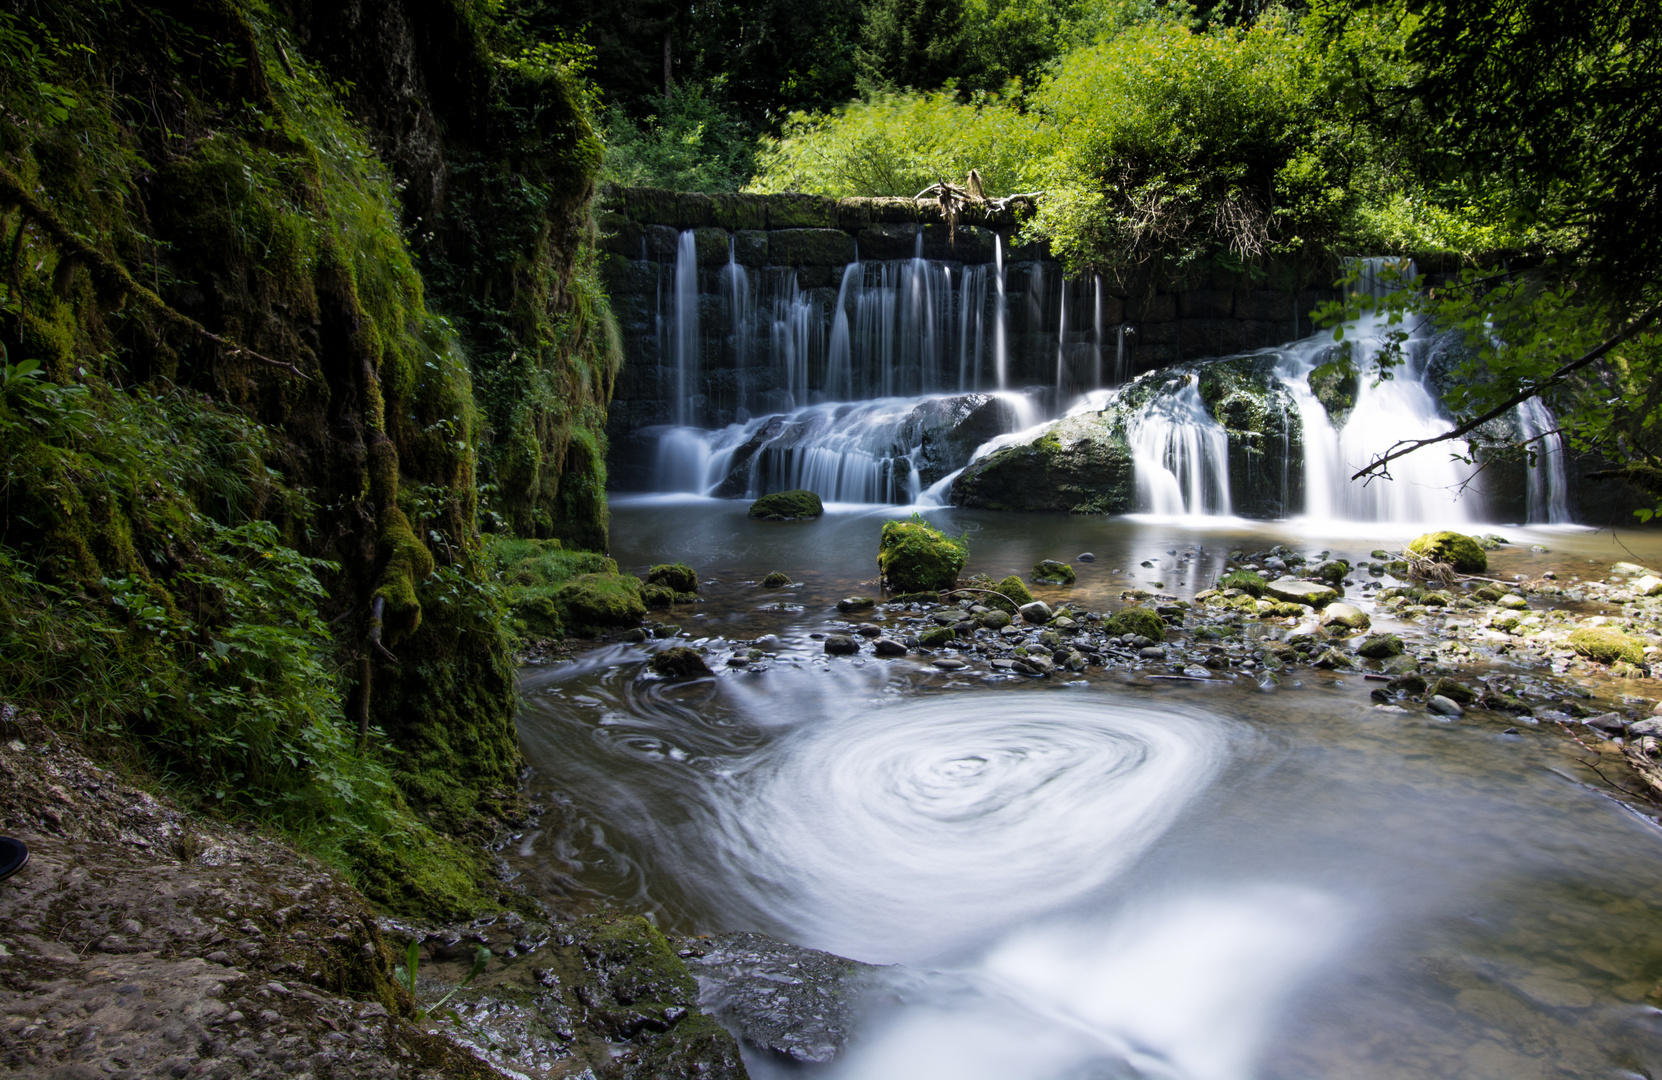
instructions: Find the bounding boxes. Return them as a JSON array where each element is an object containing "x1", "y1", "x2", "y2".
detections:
[
  {"x1": 1194, "y1": 355, "x2": 1304, "y2": 518},
  {"x1": 951, "y1": 414, "x2": 1136, "y2": 513},
  {"x1": 0, "y1": 0, "x2": 614, "y2": 915}
]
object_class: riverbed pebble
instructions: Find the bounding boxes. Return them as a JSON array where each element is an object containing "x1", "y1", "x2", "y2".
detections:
[{"x1": 1428, "y1": 695, "x2": 1465, "y2": 717}]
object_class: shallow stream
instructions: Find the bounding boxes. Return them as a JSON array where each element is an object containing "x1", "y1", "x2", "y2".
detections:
[{"x1": 510, "y1": 499, "x2": 1662, "y2": 1079}]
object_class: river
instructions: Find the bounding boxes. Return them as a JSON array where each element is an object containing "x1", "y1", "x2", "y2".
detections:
[{"x1": 507, "y1": 498, "x2": 1662, "y2": 1079}]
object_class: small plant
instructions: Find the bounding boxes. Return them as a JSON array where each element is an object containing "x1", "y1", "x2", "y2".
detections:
[{"x1": 392, "y1": 939, "x2": 491, "y2": 1018}]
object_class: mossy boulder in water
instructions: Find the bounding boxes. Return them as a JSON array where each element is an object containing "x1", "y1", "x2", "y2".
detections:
[
  {"x1": 1105, "y1": 606, "x2": 1166, "y2": 640},
  {"x1": 749, "y1": 489, "x2": 825, "y2": 520},
  {"x1": 1032, "y1": 559, "x2": 1076, "y2": 585},
  {"x1": 878, "y1": 518, "x2": 967, "y2": 592},
  {"x1": 647, "y1": 563, "x2": 699, "y2": 593},
  {"x1": 1194, "y1": 356, "x2": 1304, "y2": 518},
  {"x1": 761, "y1": 570, "x2": 793, "y2": 587},
  {"x1": 950, "y1": 414, "x2": 1135, "y2": 513},
  {"x1": 1218, "y1": 570, "x2": 1267, "y2": 597},
  {"x1": 998, "y1": 575, "x2": 1035, "y2": 607},
  {"x1": 1569, "y1": 627, "x2": 1646, "y2": 665},
  {"x1": 555, "y1": 573, "x2": 647, "y2": 634},
  {"x1": 1356, "y1": 633, "x2": 1405, "y2": 659},
  {"x1": 650, "y1": 647, "x2": 712, "y2": 679},
  {"x1": 1307, "y1": 357, "x2": 1360, "y2": 426},
  {"x1": 1407, "y1": 531, "x2": 1488, "y2": 573}
]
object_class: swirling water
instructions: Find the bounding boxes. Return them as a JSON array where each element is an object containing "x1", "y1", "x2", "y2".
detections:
[{"x1": 510, "y1": 500, "x2": 1662, "y2": 1079}]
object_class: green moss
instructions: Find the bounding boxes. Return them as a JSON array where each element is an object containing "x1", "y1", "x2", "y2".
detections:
[
  {"x1": 878, "y1": 518, "x2": 968, "y2": 592},
  {"x1": 375, "y1": 507, "x2": 437, "y2": 644},
  {"x1": 1219, "y1": 570, "x2": 1267, "y2": 596},
  {"x1": 1308, "y1": 358, "x2": 1360, "y2": 422},
  {"x1": 889, "y1": 590, "x2": 940, "y2": 604},
  {"x1": 555, "y1": 573, "x2": 647, "y2": 634},
  {"x1": 1032, "y1": 559, "x2": 1076, "y2": 585},
  {"x1": 920, "y1": 626, "x2": 957, "y2": 647},
  {"x1": 646, "y1": 562, "x2": 699, "y2": 592},
  {"x1": 997, "y1": 575, "x2": 1035, "y2": 607},
  {"x1": 1569, "y1": 627, "x2": 1646, "y2": 665},
  {"x1": 1407, "y1": 531, "x2": 1488, "y2": 573},
  {"x1": 748, "y1": 488, "x2": 825, "y2": 520},
  {"x1": 1356, "y1": 633, "x2": 1405, "y2": 659},
  {"x1": 760, "y1": 570, "x2": 793, "y2": 587},
  {"x1": 1105, "y1": 606, "x2": 1167, "y2": 640},
  {"x1": 649, "y1": 646, "x2": 712, "y2": 679}
]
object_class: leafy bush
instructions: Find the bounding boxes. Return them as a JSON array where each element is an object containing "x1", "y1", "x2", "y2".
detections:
[{"x1": 600, "y1": 78, "x2": 757, "y2": 192}]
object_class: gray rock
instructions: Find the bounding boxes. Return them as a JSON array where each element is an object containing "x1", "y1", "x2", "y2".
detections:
[
  {"x1": 1265, "y1": 577, "x2": 1338, "y2": 607},
  {"x1": 1428, "y1": 695, "x2": 1465, "y2": 717},
  {"x1": 1497, "y1": 593, "x2": 1529, "y2": 610},
  {"x1": 1312, "y1": 648, "x2": 1354, "y2": 670},
  {"x1": 873, "y1": 638, "x2": 907, "y2": 657},
  {"x1": 854, "y1": 623, "x2": 882, "y2": 637},
  {"x1": 950, "y1": 413, "x2": 1135, "y2": 512},
  {"x1": 1139, "y1": 646, "x2": 1167, "y2": 660},
  {"x1": 1078, "y1": 552, "x2": 1096, "y2": 562},
  {"x1": 683, "y1": 932, "x2": 883, "y2": 1065},
  {"x1": 1019, "y1": 601, "x2": 1053, "y2": 624},
  {"x1": 1630, "y1": 717, "x2": 1662, "y2": 737},
  {"x1": 932, "y1": 658, "x2": 968, "y2": 671},
  {"x1": 1584, "y1": 712, "x2": 1630, "y2": 734},
  {"x1": 836, "y1": 596, "x2": 875, "y2": 613},
  {"x1": 823, "y1": 635, "x2": 860, "y2": 656},
  {"x1": 1320, "y1": 601, "x2": 1371, "y2": 631}
]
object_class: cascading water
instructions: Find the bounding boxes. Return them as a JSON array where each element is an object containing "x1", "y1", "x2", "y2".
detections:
[
  {"x1": 672, "y1": 230, "x2": 699, "y2": 426},
  {"x1": 1127, "y1": 377, "x2": 1233, "y2": 516},
  {"x1": 1515, "y1": 397, "x2": 1571, "y2": 524}
]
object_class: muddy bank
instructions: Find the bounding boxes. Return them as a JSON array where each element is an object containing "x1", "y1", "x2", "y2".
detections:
[{"x1": 0, "y1": 716, "x2": 746, "y2": 1080}]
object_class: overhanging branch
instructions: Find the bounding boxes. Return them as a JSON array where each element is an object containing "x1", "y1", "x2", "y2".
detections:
[{"x1": 1350, "y1": 305, "x2": 1660, "y2": 482}]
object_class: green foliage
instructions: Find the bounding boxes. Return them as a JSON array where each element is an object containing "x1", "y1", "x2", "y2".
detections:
[
  {"x1": 877, "y1": 515, "x2": 968, "y2": 592},
  {"x1": 857, "y1": 0, "x2": 974, "y2": 92},
  {"x1": 600, "y1": 78, "x2": 758, "y2": 192},
  {"x1": 749, "y1": 90, "x2": 1041, "y2": 197}
]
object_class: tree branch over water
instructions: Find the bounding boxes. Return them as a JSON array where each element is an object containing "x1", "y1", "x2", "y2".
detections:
[{"x1": 1351, "y1": 306, "x2": 1661, "y2": 483}]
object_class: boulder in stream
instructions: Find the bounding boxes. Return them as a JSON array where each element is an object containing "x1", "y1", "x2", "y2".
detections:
[
  {"x1": 1265, "y1": 577, "x2": 1338, "y2": 608},
  {"x1": 950, "y1": 414, "x2": 1135, "y2": 513}
]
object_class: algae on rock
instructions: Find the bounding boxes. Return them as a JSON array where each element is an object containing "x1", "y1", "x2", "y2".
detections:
[{"x1": 877, "y1": 518, "x2": 968, "y2": 592}]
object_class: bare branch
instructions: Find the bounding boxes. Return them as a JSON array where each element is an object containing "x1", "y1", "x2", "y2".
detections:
[{"x1": 1350, "y1": 305, "x2": 1661, "y2": 482}]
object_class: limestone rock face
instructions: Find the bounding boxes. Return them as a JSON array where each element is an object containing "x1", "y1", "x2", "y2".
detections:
[{"x1": 951, "y1": 414, "x2": 1135, "y2": 512}]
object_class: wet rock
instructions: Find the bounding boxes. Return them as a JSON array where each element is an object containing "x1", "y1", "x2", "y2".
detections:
[
  {"x1": 1428, "y1": 677, "x2": 1476, "y2": 705},
  {"x1": 836, "y1": 596, "x2": 875, "y2": 613},
  {"x1": 647, "y1": 562, "x2": 700, "y2": 594},
  {"x1": 878, "y1": 519, "x2": 967, "y2": 592},
  {"x1": 1428, "y1": 695, "x2": 1465, "y2": 717},
  {"x1": 1013, "y1": 655, "x2": 1055, "y2": 676},
  {"x1": 1105, "y1": 606, "x2": 1166, "y2": 640},
  {"x1": 1496, "y1": 593, "x2": 1529, "y2": 610},
  {"x1": 1356, "y1": 633, "x2": 1405, "y2": 659},
  {"x1": 1387, "y1": 673, "x2": 1426, "y2": 697},
  {"x1": 1320, "y1": 602, "x2": 1370, "y2": 632},
  {"x1": 980, "y1": 609, "x2": 1012, "y2": 630},
  {"x1": 1019, "y1": 601, "x2": 1053, "y2": 624},
  {"x1": 1635, "y1": 574, "x2": 1662, "y2": 597},
  {"x1": 1032, "y1": 559, "x2": 1076, "y2": 585},
  {"x1": 1078, "y1": 552, "x2": 1096, "y2": 562},
  {"x1": 823, "y1": 635, "x2": 861, "y2": 656},
  {"x1": 650, "y1": 647, "x2": 713, "y2": 679},
  {"x1": 683, "y1": 932, "x2": 883, "y2": 1066},
  {"x1": 873, "y1": 638, "x2": 907, "y2": 657},
  {"x1": 950, "y1": 413, "x2": 1136, "y2": 513},
  {"x1": 1265, "y1": 577, "x2": 1338, "y2": 608},
  {"x1": 1583, "y1": 712, "x2": 1629, "y2": 735},
  {"x1": 760, "y1": 570, "x2": 793, "y2": 587},
  {"x1": 919, "y1": 626, "x2": 956, "y2": 647},
  {"x1": 932, "y1": 659, "x2": 968, "y2": 671},
  {"x1": 1629, "y1": 717, "x2": 1662, "y2": 737},
  {"x1": 1138, "y1": 646, "x2": 1167, "y2": 660},
  {"x1": 1312, "y1": 648, "x2": 1354, "y2": 670},
  {"x1": 1407, "y1": 531, "x2": 1488, "y2": 573},
  {"x1": 748, "y1": 489, "x2": 825, "y2": 520},
  {"x1": 854, "y1": 623, "x2": 882, "y2": 637}
]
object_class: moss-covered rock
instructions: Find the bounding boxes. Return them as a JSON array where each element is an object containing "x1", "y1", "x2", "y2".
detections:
[
  {"x1": 1356, "y1": 633, "x2": 1405, "y2": 659},
  {"x1": 1307, "y1": 357, "x2": 1360, "y2": 426},
  {"x1": 555, "y1": 574, "x2": 647, "y2": 634},
  {"x1": 950, "y1": 414, "x2": 1135, "y2": 513},
  {"x1": 1105, "y1": 606, "x2": 1166, "y2": 640},
  {"x1": 1428, "y1": 677, "x2": 1476, "y2": 705},
  {"x1": 1032, "y1": 559, "x2": 1076, "y2": 585},
  {"x1": 749, "y1": 489, "x2": 825, "y2": 520},
  {"x1": 1194, "y1": 356, "x2": 1304, "y2": 518},
  {"x1": 1219, "y1": 570, "x2": 1267, "y2": 597},
  {"x1": 878, "y1": 519, "x2": 967, "y2": 592},
  {"x1": 1569, "y1": 627, "x2": 1647, "y2": 665},
  {"x1": 1407, "y1": 531, "x2": 1488, "y2": 573},
  {"x1": 920, "y1": 626, "x2": 957, "y2": 647},
  {"x1": 761, "y1": 570, "x2": 793, "y2": 587},
  {"x1": 647, "y1": 562, "x2": 699, "y2": 593},
  {"x1": 649, "y1": 646, "x2": 712, "y2": 679}
]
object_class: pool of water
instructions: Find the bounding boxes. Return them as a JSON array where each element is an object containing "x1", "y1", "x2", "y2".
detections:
[{"x1": 509, "y1": 499, "x2": 1662, "y2": 1079}]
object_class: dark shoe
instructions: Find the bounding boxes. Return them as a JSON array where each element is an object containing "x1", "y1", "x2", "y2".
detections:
[{"x1": 0, "y1": 836, "x2": 28, "y2": 882}]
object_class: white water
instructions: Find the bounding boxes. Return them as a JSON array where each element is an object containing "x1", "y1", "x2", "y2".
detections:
[
  {"x1": 648, "y1": 239, "x2": 1572, "y2": 523},
  {"x1": 1127, "y1": 377, "x2": 1233, "y2": 516}
]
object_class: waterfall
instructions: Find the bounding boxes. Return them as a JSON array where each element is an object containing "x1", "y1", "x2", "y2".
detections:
[
  {"x1": 994, "y1": 236, "x2": 1008, "y2": 390},
  {"x1": 1127, "y1": 377, "x2": 1233, "y2": 515},
  {"x1": 672, "y1": 230, "x2": 699, "y2": 425},
  {"x1": 1515, "y1": 398, "x2": 1571, "y2": 523}
]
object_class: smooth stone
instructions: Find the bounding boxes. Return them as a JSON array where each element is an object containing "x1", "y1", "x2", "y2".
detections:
[
  {"x1": 1265, "y1": 577, "x2": 1339, "y2": 608},
  {"x1": 836, "y1": 596, "x2": 875, "y2": 613},
  {"x1": 1428, "y1": 695, "x2": 1464, "y2": 717},
  {"x1": 1613, "y1": 561, "x2": 1654, "y2": 577},
  {"x1": 1497, "y1": 593, "x2": 1529, "y2": 609},
  {"x1": 1636, "y1": 574, "x2": 1662, "y2": 597},
  {"x1": 1019, "y1": 601, "x2": 1053, "y2": 624},
  {"x1": 823, "y1": 635, "x2": 860, "y2": 656},
  {"x1": 873, "y1": 638, "x2": 907, "y2": 657},
  {"x1": 1319, "y1": 601, "x2": 1371, "y2": 631},
  {"x1": 1078, "y1": 553, "x2": 1096, "y2": 562},
  {"x1": 1626, "y1": 717, "x2": 1662, "y2": 737},
  {"x1": 854, "y1": 623, "x2": 882, "y2": 637},
  {"x1": 932, "y1": 659, "x2": 968, "y2": 670},
  {"x1": 1182, "y1": 665, "x2": 1212, "y2": 678},
  {"x1": 1138, "y1": 646, "x2": 1167, "y2": 660},
  {"x1": 1584, "y1": 712, "x2": 1629, "y2": 735}
]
